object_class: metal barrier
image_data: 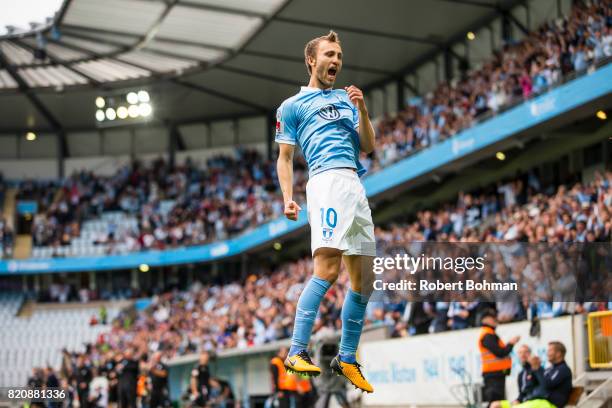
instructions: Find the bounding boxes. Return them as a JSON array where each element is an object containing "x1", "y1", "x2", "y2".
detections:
[{"x1": 587, "y1": 311, "x2": 612, "y2": 368}]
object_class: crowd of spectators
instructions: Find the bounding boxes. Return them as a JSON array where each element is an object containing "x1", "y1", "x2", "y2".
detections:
[
  {"x1": 55, "y1": 170, "x2": 610, "y2": 382},
  {"x1": 8, "y1": 0, "x2": 608, "y2": 259},
  {"x1": 20, "y1": 168, "x2": 611, "y2": 406},
  {"x1": 378, "y1": 169, "x2": 612, "y2": 245},
  {"x1": 27, "y1": 150, "x2": 307, "y2": 253},
  {"x1": 373, "y1": 169, "x2": 611, "y2": 335},
  {"x1": 369, "y1": 0, "x2": 611, "y2": 170},
  {"x1": 26, "y1": 342, "x2": 238, "y2": 407},
  {"x1": 27, "y1": 347, "x2": 179, "y2": 408}
]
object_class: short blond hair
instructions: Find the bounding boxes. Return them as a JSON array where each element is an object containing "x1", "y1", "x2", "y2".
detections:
[{"x1": 304, "y1": 30, "x2": 341, "y2": 75}]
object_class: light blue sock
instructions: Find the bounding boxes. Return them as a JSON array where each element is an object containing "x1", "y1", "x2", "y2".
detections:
[
  {"x1": 339, "y1": 289, "x2": 370, "y2": 363},
  {"x1": 288, "y1": 276, "x2": 331, "y2": 357}
]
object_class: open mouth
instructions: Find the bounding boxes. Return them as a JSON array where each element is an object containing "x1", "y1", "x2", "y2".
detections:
[{"x1": 327, "y1": 67, "x2": 337, "y2": 77}]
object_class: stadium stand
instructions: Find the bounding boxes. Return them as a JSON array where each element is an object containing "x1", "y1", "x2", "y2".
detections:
[
  {"x1": 12, "y1": 165, "x2": 606, "y2": 405},
  {"x1": 31, "y1": 169, "x2": 609, "y2": 366},
  {"x1": 24, "y1": 150, "x2": 306, "y2": 258},
  {"x1": 0, "y1": 293, "x2": 122, "y2": 387},
  {"x1": 373, "y1": 0, "x2": 612, "y2": 170},
  {"x1": 3, "y1": 0, "x2": 609, "y2": 261}
]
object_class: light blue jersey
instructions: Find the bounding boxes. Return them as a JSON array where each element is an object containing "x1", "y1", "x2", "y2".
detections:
[{"x1": 275, "y1": 86, "x2": 365, "y2": 177}]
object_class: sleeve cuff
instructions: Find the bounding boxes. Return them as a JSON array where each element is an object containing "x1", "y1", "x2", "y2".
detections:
[{"x1": 275, "y1": 138, "x2": 296, "y2": 145}]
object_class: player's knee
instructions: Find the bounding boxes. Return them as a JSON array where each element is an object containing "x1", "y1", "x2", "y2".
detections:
[
  {"x1": 346, "y1": 255, "x2": 375, "y2": 295},
  {"x1": 314, "y1": 247, "x2": 343, "y2": 263},
  {"x1": 313, "y1": 248, "x2": 342, "y2": 283},
  {"x1": 314, "y1": 266, "x2": 340, "y2": 284}
]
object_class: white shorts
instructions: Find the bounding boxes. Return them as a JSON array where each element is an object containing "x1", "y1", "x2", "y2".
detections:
[{"x1": 306, "y1": 168, "x2": 376, "y2": 257}]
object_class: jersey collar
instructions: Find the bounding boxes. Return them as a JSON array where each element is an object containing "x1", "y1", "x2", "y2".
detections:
[{"x1": 301, "y1": 86, "x2": 333, "y2": 93}]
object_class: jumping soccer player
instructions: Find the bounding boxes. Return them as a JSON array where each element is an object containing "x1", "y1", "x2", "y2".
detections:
[{"x1": 275, "y1": 31, "x2": 376, "y2": 393}]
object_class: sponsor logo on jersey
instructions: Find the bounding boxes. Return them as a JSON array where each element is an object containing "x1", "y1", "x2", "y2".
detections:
[{"x1": 318, "y1": 104, "x2": 340, "y2": 120}]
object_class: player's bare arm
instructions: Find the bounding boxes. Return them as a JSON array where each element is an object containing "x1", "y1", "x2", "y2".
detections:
[
  {"x1": 345, "y1": 85, "x2": 375, "y2": 153},
  {"x1": 277, "y1": 142, "x2": 301, "y2": 221}
]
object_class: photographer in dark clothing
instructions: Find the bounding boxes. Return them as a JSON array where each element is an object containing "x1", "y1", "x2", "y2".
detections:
[
  {"x1": 117, "y1": 349, "x2": 139, "y2": 408},
  {"x1": 76, "y1": 355, "x2": 93, "y2": 408},
  {"x1": 106, "y1": 353, "x2": 122, "y2": 407},
  {"x1": 45, "y1": 366, "x2": 61, "y2": 408},
  {"x1": 27, "y1": 368, "x2": 45, "y2": 408},
  {"x1": 149, "y1": 352, "x2": 169, "y2": 408},
  {"x1": 190, "y1": 351, "x2": 211, "y2": 407}
]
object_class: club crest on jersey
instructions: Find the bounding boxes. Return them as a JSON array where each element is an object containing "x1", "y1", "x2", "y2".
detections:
[
  {"x1": 322, "y1": 227, "x2": 334, "y2": 241},
  {"x1": 318, "y1": 104, "x2": 340, "y2": 120}
]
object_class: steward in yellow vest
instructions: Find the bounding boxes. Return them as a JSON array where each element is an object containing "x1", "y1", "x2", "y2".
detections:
[
  {"x1": 270, "y1": 347, "x2": 298, "y2": 408},
  {"x1": 479, "y1": 310, "x2": 520, "y2": 404}
]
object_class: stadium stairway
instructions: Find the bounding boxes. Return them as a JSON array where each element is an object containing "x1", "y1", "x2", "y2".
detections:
[
  {"x1": 17, "y1": 298, "x2": 35, "y2": 318},
  {"x1": 573, "y1": 372, "x2": 612, "y2": 408},
  {"x1": 13, "y1": 235, "x2": 32, "y2": 259},
  {"x1": 1, "y1": 187, "x2": 16, "y2": 230}
]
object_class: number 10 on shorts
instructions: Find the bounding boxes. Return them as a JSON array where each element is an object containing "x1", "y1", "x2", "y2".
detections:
[
  {"x1": 320, "y1": 207, "x2": 337, "y2": 242},
  {"x1": 320, "y1": 207, "x2": 338, "y2": 227}
]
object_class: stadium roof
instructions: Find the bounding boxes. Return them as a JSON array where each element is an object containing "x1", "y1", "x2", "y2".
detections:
[{"x1": 0, "y1": 0, "x2": 525, "y2": 133}]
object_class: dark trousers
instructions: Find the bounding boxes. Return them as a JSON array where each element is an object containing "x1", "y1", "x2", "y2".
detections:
[
  {"x1": 77, "y1": 390, "x2": 89, "y2": 408},
  {"x1": 150, "y1": 392, "x2": 167, "y2": 408},
  {"x1": 118, "y1": 385, "x2": 137, "y2": 408},
  {"x1": 298, "y1": 391, "x2": 316, "y2": 408},
  {"x1": 278, "y1": 391, "x2": 296, "y2": 408},
  {"x1": 482, "y1": 373, "x2": 506, "y2": 403}
]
